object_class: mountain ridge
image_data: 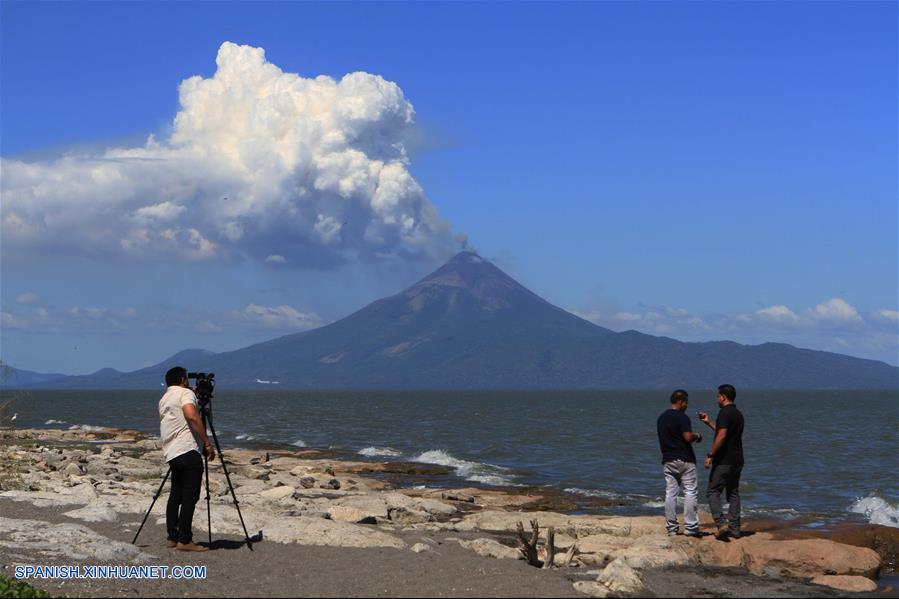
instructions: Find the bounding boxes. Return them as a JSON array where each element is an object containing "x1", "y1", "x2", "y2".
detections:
[{"x1": 4, "y1": 252, "x2": 897, "y2": 390}]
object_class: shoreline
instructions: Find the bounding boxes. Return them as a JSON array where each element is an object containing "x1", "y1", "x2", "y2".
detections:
[
  {"x1": 1, "y1": 425, "x2": 896, "y2": 597},
  {"x1": 33, "y1": 417, "x2": 896, "y2": 530}
]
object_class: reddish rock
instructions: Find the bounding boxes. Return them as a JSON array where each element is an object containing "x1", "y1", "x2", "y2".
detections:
[{"x1": 809, "y1": 575, "x2": 877, "y2": 593}]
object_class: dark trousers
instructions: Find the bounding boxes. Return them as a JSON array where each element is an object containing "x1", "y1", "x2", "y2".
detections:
[
  {"x1": 707, "y1": 463, "x2": 742, "y2": 532},
  {"x1": 166, "y1": 450, "x2": 203, "y2": 544}
]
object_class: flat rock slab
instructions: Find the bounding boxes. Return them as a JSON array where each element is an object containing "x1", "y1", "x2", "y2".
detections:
[
  {"x1": 809, "y1": 575, "x2": 878, "y2": 593},
  {"x1": 0, "y1": 516, "x2": 153, "y2": 562}
]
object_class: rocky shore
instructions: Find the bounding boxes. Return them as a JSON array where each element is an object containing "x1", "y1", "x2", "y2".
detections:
[{"x1": 0, "y1": 426, "x2": 895, "y2": 598}]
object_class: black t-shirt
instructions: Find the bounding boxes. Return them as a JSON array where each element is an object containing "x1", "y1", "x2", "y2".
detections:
[
  {"x1": 657, "y1": 409, "x2": 696, "y2": 464},
  {"x1": 714, "y1": 404, "x2": 745, "y2": 465}
]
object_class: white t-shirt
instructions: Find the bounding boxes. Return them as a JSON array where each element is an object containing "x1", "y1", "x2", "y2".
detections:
[{"x1": 159, "y1": 386, "x2": 202, "y2": 462}]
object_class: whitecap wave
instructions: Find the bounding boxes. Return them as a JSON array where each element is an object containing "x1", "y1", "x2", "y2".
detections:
[
  {"x1": 67, "y1": 424, "x2": 106, "y2": 432},
  {"x1": 45, "y1": 419, "x2": 67, "y2": 425},
  {"x1": 564, "y1": 487, "x2": 625, "y2": 500},
  {"x1": 235, "y1": 433, "x2": 257, "y2": 441},
  {"x1": 358, "y1": 446, "x2": 403, "y2": 457},
  {"x1": 291, "y1": 439, "x2": 307, "y2": 447},
  {"x1": 412, "y1": 449, "x2": 515, "y2": 486},
  {"x1": 849, "y1": 495, "x2": 899, "y2": 528}
]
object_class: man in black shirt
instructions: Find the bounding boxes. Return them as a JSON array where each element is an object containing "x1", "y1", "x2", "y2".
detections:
[
  {"x1": 657, "y1": 389, "x2": 703, "y2": 536},
  {"x1": 699, "y1": 384, "x2": 745, "y2": 540}
]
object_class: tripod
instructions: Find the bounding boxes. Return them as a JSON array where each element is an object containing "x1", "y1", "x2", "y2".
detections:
[{"x1": 132, "y1": 399, "x2": 254, "y2": 551}]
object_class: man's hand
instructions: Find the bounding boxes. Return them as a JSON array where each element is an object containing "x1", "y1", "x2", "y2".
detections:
[
  {"x1": 704, "y1": 456, "x2": 712, "y2": 469},
  {"x1": 698, "y1": 411, "x2": 709, "y2": 424},
  {"x1": 204, "y1": 443, "x2": 215, "y2": 460}
]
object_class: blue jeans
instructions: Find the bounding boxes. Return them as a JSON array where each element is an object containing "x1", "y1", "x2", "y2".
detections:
[{"x1": 663, "y1": 460, "x2": 699, "y2": 534}]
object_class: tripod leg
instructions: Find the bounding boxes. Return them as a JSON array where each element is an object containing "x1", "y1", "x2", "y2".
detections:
[
  {"x1": 204, "y1": 455, "x2": 212, "y2": 545},
  {"x1": 204, "y1": 411, "x2": 254, "y2": 551},
  {"x1": 132, "y1": 466, "x2": 171, "y2": 545}
]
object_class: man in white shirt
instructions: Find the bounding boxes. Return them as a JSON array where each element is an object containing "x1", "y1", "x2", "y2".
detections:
[{"x1": 159, "y1": 366, "x2": 214, "y2": 552}]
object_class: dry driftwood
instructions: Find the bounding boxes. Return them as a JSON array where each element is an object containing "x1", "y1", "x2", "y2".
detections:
[
  {"x1": 517, "y1": 519, "x2": 541, "y2": 566},
  {"x1": 542, "y1": 525, "x2": 556, "y2": 569},
  {"x1": 517, "y1": 519, "x2": 564, "y2": 569}
]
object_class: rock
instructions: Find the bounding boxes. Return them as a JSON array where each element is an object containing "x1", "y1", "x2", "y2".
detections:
[
  {"x1": 597, "y1": 558, "x2": 644, "y2": 595},
  {"x1": 261, "y1": 516, "x2": 405, "y2": 549},
  {"x1": 388, "y1": 507, "x2": 432, "y2": 525},
  {"x1": 411, "y1": 543, "x2": 432, "y2": 553},
  {"x1": 63, "y1": 504, "x2": 119, "y2": 523},
  {"x1": 325, "y1": 467, "x2": 336, "y2": 476},
  {"x1": 440, "y1": 491, "x2": 475, "y2": 503},
  {"x1": 609, "y1": 534, "x2": 693, "y2": 569},
  {"x1": 0, "y1": 516, "x2": 152, "y2": 562},
  {"x1": 63, "y1": 463, "x2": 83, "y2": 476},
  {"x1": 319, "y1": 478, "x2": 340, "y2": 490},
  {"x1": 330, "y1": 496, "x2": 389, "y2": 521},
  {"x1": 259, "y1": 486, "x2": 296, "y2": 502},
  {"x1": 573, "y1": 581, "x2": 610, "y2": 598},
  {"x1": 299, "y1": 477, "x2": 316, "y2": 489},
  {"x1": 809, "y1": 575, "x2": 878, "y2": 593},
  {"x1": 458, "y1": 538, "x2": 522, "y2": 560},
  {"x1": 328, "y1": 506, "x2": 379, "y2": 525},
  {"x1": 290, "y1": 466, "x2": 310, "y2": 477},
  {"x1": 699, "y1": 534, "x2": 881, "y2": 578},
  {"x1": 411, "y1": 498, "x2": 456, "y2": 518}
]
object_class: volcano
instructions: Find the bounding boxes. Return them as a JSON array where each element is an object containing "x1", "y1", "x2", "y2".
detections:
[{"x1": 11, "y1": 251, "x2": 898, "y2": 389}]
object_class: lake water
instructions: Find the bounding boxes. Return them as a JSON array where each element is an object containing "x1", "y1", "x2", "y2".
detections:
[{"x1": 4, "y1": 389, "x2": 898, "y2": 528}]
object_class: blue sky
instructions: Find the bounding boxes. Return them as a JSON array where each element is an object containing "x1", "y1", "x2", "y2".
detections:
[{"x1": 2, "y1": 1, "x2": 897, "y2": 373}]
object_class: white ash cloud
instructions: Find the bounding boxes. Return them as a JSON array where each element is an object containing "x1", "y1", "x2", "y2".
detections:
[{"x1": 1, "y1": 42, "x2": 461, "y2": 267}]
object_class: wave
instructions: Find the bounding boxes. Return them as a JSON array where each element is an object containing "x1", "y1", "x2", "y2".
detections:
[
  {"x1": 235, "y1": 433, "x2": 257, "y2": 441},
  {"x1": 67, "y1": 424, "x2": 106, "y2": 432},
  {"x1": 45, "y1": 419, "x2": 67, "y2": 425},
  {"x1": 849, "y1": 495, "x2": 899, "y2": 528},
  {"x1": 412, "y1": 449, "x2": 515, "y2": 486},
  {"x1": 291, "y1": 439, "x2": 307, "y2": 447},
  {"x1": 358, "y1": 446, "x2": 403, "y2": 457},
  {"x1": 564, "y1": 487, "x2": 626, "y2": 500}
]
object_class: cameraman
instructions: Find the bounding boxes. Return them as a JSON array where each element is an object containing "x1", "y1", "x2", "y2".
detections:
[{"x1": 159, "y1": 366, "x2": 214, "y2": 552}]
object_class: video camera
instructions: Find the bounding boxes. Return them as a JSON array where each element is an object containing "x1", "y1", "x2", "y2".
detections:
[{"x1": 187, "y1": 371, "x2": 215, "y2": 405}]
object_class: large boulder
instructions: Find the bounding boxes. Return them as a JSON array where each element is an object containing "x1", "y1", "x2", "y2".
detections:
[
  {"x1": 698, "y1": 534, "x2": 881, "y2": 578},
  {"x1": 597, "y1": 558, "x2": 644, "y2": 594}
]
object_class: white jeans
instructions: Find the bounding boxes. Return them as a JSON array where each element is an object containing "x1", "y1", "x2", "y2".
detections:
[{"x1": 663, "y1": 460, "x2": 699, "y2": 534}]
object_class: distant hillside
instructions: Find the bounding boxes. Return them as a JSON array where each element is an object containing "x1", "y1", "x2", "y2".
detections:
[{"x1": 9, "y1": 252, "x2": 898, "y2": 390}]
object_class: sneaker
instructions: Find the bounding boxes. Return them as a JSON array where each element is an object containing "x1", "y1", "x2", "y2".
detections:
[
  {"x1": 165, "y1": 539, "x2": 177, "y2": 548},
  {"x1": 667, "y1": 531, "x2": 679, "y2": 537},
  {"x1": 175, "y1": 542, "x2": 208, "y2": 552},
  {"x1": 729, "y1": 529, "x2": 742, "y2": 539},
  {"x1": 715, "y1": 525, "x2": 730, "y2": 541}
]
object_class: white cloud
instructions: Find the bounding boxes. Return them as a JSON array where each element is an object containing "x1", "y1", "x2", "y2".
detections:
[
  {"x1": 240, "y1": 304, "x2": 323, "y2": 330},
  {"x1": 811, "y1": 298, "x2": 863, "y2": 323},
  {"x1": 572, "y1": 298, "x2": 898, "y2": 364},
  {"x1": 16, "y1": 292, "x2": 38, "y2": 304},
  {"x1": 755, "y1": 305, "x2": 799, "y2": 323},
  {"x1": 265, "y1": 254, "x2": 287, "y2": 264},
  {"x1": 1, "y1": 42, "x2": 459, "y2": 267}
]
